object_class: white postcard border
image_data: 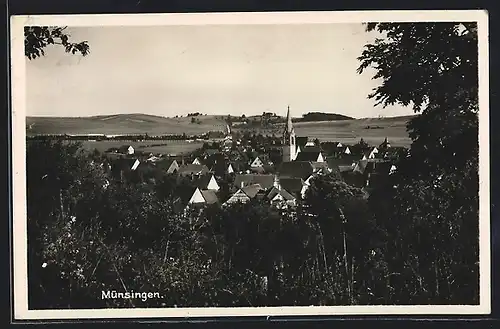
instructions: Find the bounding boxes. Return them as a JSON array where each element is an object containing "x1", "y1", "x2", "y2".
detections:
[{"x1": 10, "y1": 10, "x2": 491, "y2": 320}]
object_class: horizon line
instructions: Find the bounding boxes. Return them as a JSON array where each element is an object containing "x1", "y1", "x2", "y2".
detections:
[{"x1": 26, "y1": 112, "x2": 417, "y2": 120}]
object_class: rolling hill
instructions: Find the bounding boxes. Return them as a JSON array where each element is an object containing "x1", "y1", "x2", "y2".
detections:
[
  {"x1": 26, "y1": 113, "x2": 228, "y2": 136},
  {"x1": 26, "y1": 113, "x2": 415, "y2": 147}
]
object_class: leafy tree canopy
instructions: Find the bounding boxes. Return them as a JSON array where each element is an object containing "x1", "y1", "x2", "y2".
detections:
[{"x1": 25, "y1": 26, "x2": 90, "y2": 60}]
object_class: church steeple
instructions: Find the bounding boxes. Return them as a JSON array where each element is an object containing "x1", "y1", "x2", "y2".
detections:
[
  {"x1": 282, "y1": 105, "x2": 296, "y2": 162},
  {"x1": 284, "y1": 105, "x2": 293, "y2": 135}
]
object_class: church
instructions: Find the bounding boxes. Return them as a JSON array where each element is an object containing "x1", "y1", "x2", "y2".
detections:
[
  {"x1": 281, "y1": 106, "x2": 325, "y2": 164},
  {"x1": 282, "y1": 106, "x2": 297, "y2": 162}
]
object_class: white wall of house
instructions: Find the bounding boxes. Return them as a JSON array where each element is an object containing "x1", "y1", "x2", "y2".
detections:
[
  {"x1": 131, "y1": 159, "x2": 140, "y2": 171},
  {"x1": 273, "y1": 193, "x2": 285, "y2": 202},
  {"x1": 294, "y1": 146, "x2": 302, "y2": 161},
  {"x1": 300, "y1": 185, "x2": 309, "y2": 199},
  {"x1": 188, "y1": 188, "x2": 205, "y2": 204},
  {"x1": 304, "y1": 175, "x2": 314, "y2": 186},
  {"x1": 224, "y1": 190, "x2": 251, "y2": 205},
  {"x1": 316, "y1": 153, "x2": 325, "y2": 163},
  {"x1": 207, "y1": 175, "x2": 220, "y2": 191},
  {"x1": 192, "y1": 158, "x2": 201, "y2": 165},
  {"x1": 167, "y1": 160, "x2": 179, "y2": 173},
  {"x1": 127, "y1": 146, "x2": 135, "y2": 155},
  {"x1": 250, "y1": 157, "x2": 263, "y2": 168},
  {"x1": 227, "y1": 164, "x2": 234, "y2": 174},
  {"x1": 344, "y1": 147, "x2": 351, "y2": 155}
]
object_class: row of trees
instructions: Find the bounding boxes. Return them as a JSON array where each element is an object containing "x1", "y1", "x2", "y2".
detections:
[{"x1": 25, "y1": 22, "x2": 480, "y2": 308}]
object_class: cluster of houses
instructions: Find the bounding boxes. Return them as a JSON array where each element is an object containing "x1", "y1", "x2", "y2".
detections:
[{"x1": 105, "y1": 107, "x2": 403, "y2": 212}]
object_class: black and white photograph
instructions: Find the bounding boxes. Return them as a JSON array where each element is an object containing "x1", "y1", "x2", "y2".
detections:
[{"x1": 11, "y1": 11, "x2": 490, "y2": 319}]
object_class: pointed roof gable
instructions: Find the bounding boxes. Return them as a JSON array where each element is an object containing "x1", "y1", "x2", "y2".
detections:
[
  {"x1": 193, "y1": 174, "x2": 216, "y2": 190},
  {"x1": 178, "y1": 164, "x2": 210, "y2": 176},
  {"x1": 327, "y1": 156, "x2": 358, "y2": 173},
  {"x1": 267, "y1": 187, "x2": 295, "y2": 201},
  {"x1": 241, "y1": 184, "x2": 262, "y2": 199},
  {"x1": 188, "y1": 187, "x2": 205, "y2": 204},
  {"x1": 234, "y1": 174, "x2": 276, "y2": 190},
  {"x1": 156, "y1": 158, "x2": 178, "y2": 169},
  {"x1": 310, "y1": 161, "x2": 330, "y2": 172},
  {"x1": 112, "y1": 158, "x2": 141, "y2": 172},
  {"x1": 295, "y1": 151, "x2": 323, "y2": 162}
]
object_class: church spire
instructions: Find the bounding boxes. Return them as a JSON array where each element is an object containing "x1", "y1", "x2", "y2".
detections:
[
  {"x1": 282, "y1": 105, "x2": 296, "y2": 162},
  {"x1": 284, "y1": 105, "x2": 293, "y2": 134}
]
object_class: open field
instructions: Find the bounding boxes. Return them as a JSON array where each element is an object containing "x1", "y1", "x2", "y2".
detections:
[
  {"x1": 234, "y1": 116, "x2": 414, "y2": 147},
  {"x1": 74, "y1": 140, "x2": 204, "y2": 156},
  {"x1": 293, "y1": 116, "x2": 413, "y2": 147},
  {"x1": 27, "y1": 113, "x2": 414, "y2": 148},
  {"x1": 26, "y1": 113, "x2": 228, "y2": 136}
]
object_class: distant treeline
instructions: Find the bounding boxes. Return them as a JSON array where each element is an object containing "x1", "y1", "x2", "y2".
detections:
[
  {"x1": 293, "y1": 112, "x2": 354, "y2": 122},
  {"x1": 27, "y1": 131, "x2": 225, "y2": 141}
]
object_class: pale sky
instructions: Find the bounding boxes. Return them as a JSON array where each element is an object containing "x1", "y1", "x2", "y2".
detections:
[{"x1": 26, "y1": 24, "x2": 414, "y2": 118}]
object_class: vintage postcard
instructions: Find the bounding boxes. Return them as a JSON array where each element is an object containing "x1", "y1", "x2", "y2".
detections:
[{"x1": 10, "y1": 10, "x2": 490, "y2": 320}]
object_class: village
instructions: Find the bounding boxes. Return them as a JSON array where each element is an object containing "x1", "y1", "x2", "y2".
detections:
[{"x1": 101, "y1": 107, "x2": 403, "y2": 212}]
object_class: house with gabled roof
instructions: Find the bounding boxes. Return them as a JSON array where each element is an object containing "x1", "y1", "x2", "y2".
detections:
[
  {"x1": 118, "y1": 145, "x2": 135, "y2": 155},
  {"x1": 266, "y1": 186, "x2": 296, "y2": 208},
  {"x1": 319, "y1": 141, "x2": 340, "y2": 156},
  {"x1": 156, "y1": 158, "x2": 179, "y2": 174},
  {"x1": 361, "y1": 149, "x2": 377, "y2": 160},
  {"x1": 110, "y1": 158, "x2": 141, "y2": 180},
  {"x1": 327, "y1": 155, "x2": 360, "y2": 172},
  {"x1": 250, "y1": 155, "x2": 268, "y2": 168},
  {"x1": 295, "y1": 149, "x2": 325, "y2": 163},
  {"x1": 178, "y1": 164, "x2": 210, "y2": 177},
  {"x1": 278, "y1": 161, "x2": 315, "y2": 182},
  {"x1": 193, "y1": 173, "x2": 220, "y2": 191},
  {"x1": 223, "y1": 184, "x2": 262, "y2": 206},
  {"x1": 310, "y1": 161, "x2": 331, "y2": 175},
  {"x1": 192, "y1": 157, "x2": 202, "y2": 165},
  {"x1": 279, "y1": 177, "x2": 309, "y2": 199},
  {"x1": 187, "y1": 187, "x2": 219, "y2": 206},
  {"x1": 234, "y1": 174, "x2": 277, "y2": 190}
]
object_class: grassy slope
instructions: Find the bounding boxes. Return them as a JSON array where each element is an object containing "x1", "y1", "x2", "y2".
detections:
[
  {"x1": 26, "y1": 113, "x2": 228, "y2": 136},
  {"x1": 293, "y1": 116, "x2": 413, "y2": 147},
  {"x1": 26, "y1": 113, "x2": 415, "y2": 147}
]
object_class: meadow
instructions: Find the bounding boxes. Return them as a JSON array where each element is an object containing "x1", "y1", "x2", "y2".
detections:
[
  {"x1": 78, "y1": 139, "x2": 205, "y2": 156},
  {"x1": 293, "y1": 116, "x2": 412, "y2": 147},
  {"x1": 234, "y1": 116, "x2": 413, "y2": 147},
  {"x1": 26, "y1": 113, "x2": 228, "y2": 136},
  {"x1": 27, "y1": 113, "x2": 414, "y2": 148}
]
